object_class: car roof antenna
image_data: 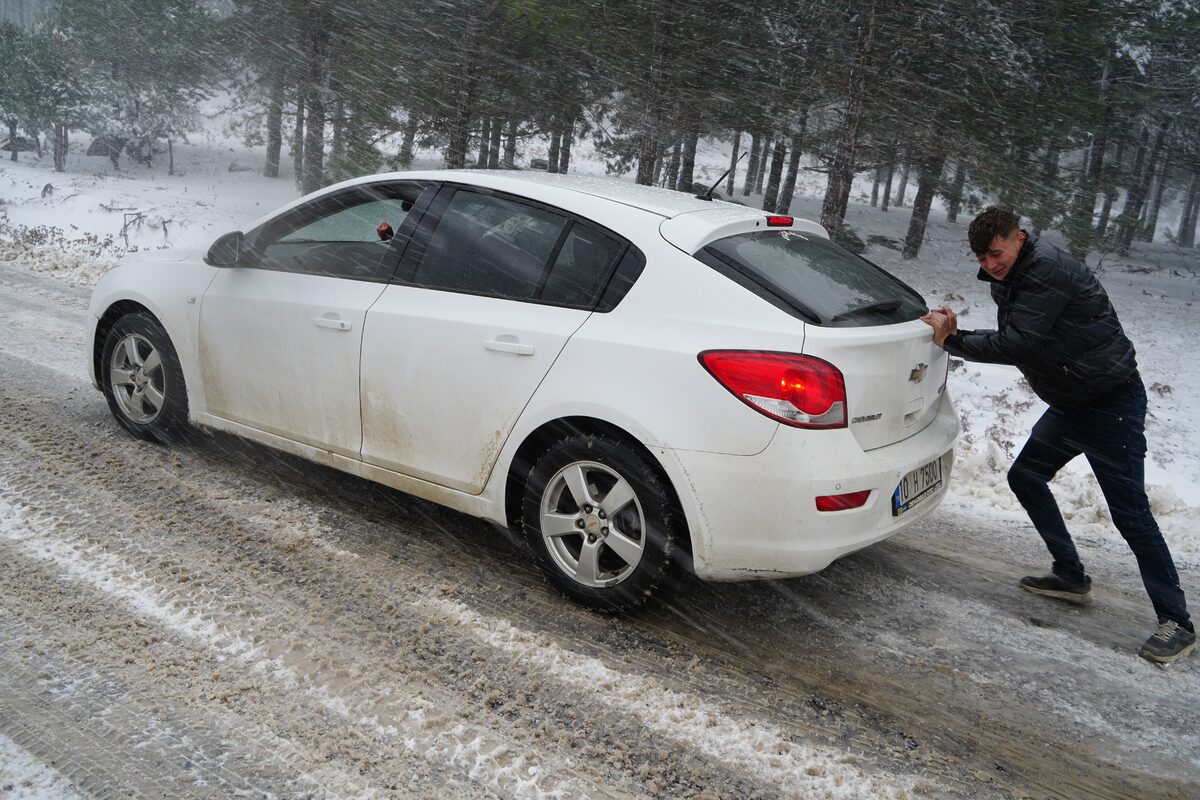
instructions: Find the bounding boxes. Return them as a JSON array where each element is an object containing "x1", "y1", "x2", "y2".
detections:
[{"x1": 695, "y1": 151, "x2": 747, "y2": 202}]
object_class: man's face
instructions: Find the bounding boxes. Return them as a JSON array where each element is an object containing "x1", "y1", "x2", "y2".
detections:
[{"x1": 976, "y1": 229, "x2": 1025, "y2": 280}]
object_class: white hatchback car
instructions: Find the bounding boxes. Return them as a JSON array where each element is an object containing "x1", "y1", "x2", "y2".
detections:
[{"x1": 88, "y1": 170, "x2": 958, "y2": 609}]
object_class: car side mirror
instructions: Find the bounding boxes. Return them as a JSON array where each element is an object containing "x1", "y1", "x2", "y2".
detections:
[{"x1": 205, "y1": 231, "x2": 244, "y2": 267}]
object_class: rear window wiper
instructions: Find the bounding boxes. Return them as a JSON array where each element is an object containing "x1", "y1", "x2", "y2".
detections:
[{"x1": 831, "y1": 298, "x2": 902, "y2": 322}]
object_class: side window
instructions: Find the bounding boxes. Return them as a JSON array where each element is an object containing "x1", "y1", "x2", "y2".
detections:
[
  {"x1": 412, "y1": 190, "x2": 568, "y2": 300},
  {"x1": 540, "y1": 223, "x2": 625, "y2": 308},
  {"x1": 252, "y1": 183, "x2": 425, "y2": 281},
  {"x1": 278, "y1": 197, "x2": 410, "y2": 244}
]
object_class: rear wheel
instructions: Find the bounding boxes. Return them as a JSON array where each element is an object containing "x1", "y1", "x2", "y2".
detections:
[
  {"x1": 100, "y1": 312, "x2": 189, "y2": 443},
  {"x1": 520, "y1": 434, "x2": 678, "y2": 611}
]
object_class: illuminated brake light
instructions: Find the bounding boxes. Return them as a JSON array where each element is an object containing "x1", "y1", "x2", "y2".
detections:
[
  {"x1": 766, "y1": 215, "x2": 794, "y2": 227},
  {"x1": 815, "y1": 490, "x2": 871, "y2": 511},
  {"x1": 698, "y1": 351, "x2": 847, "y2": 428}
]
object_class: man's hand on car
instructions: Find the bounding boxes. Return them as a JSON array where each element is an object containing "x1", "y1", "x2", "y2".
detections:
[{"x1": 920, "y1": 306, "x2": 957, "y2": 347}]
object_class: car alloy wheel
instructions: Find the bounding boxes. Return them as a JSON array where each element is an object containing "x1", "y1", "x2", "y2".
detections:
[
  {"x1": 539, "y1": 459, "x2": 647, "y2": 588},
  {"x1": 100, "y1": 312, "x2": 189, "y2": 443},
  {"x1": 521, "y1": 434, "x2": 678, "y2": 610},
  {"x1": 109, "y1": 332, "x2": 166, "y2": 424}
]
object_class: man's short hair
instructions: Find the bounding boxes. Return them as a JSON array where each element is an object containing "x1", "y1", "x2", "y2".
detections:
[{"x1": 968, "y1": 206, "x2": 1021, "y2": 255}]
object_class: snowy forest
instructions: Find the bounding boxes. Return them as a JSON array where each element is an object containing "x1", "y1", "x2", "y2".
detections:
[{"x1": 2, "y1": 0, "x2": 1199, "y2": 261}]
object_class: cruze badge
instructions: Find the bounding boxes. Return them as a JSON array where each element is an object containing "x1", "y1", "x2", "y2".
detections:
[{"x1": 908, "y1": 363, "x2": 928, "y2": 383}]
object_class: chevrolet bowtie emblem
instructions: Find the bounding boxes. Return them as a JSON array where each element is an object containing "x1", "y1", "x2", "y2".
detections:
[{"x1": 909, "y1": 363, "x2": 928, "y2": 382}]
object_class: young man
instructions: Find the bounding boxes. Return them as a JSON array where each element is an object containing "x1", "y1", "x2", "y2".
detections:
[{"x1": 921, "y1": 205, "x2": 1194, "y2": 663}]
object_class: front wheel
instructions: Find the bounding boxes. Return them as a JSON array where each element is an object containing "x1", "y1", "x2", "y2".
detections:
[
  {"x1": 100, "y1": 312, "x2": 189, "y2": 443},
  {"x1": 520, "y1": 434, "x2": 678, "y2": 611}
]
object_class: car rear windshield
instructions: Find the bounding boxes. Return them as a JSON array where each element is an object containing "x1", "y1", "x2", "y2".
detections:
[{"x1": 697, "y1": 230, "x2": 928, "y2": 327}]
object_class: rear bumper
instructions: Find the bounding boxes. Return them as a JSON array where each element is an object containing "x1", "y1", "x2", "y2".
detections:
[{"x1": 674, "y1": 393, "x2": 959, "y2": 580}]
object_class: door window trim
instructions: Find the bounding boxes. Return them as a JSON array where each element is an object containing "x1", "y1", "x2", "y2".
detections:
[{"x1": 242, "y1": 180, "x2": 437, "y2": 284}]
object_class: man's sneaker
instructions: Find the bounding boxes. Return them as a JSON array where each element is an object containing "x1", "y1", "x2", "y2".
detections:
[
  {"x1": 1019, "y1": 573, "x2": 1093, "y2": 605},
  {"x1": 1139, "y1": 621, "x2": 1197, "y2": 664}
]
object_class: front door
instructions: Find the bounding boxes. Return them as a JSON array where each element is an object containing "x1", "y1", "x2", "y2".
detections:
[{"x1": 199, "y1": 181, "x2": 431, "y2": 457}]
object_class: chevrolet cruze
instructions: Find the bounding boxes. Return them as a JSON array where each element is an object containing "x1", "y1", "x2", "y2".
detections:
[{"x1": 87, "y1": 170, "x2": 959, "y2": 609}]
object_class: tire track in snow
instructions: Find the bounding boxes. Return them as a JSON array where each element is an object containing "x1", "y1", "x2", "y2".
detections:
[{"x1": 0, "y1": 493, "x2": 583, "y2": 800}]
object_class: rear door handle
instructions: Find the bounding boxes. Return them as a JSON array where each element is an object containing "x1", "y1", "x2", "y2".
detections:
[
  {"x1": 485, "y1": 336, "x2": 535, "y2": 356},
  {"x1": 313, "y1": 315, "x2": 352, "y2": 331}
]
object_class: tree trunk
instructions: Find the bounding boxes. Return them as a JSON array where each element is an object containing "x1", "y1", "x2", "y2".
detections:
[
  {"x1": 446, "y1": 2, "x2": 497, "y2": 169},
  {"x1": 301, "y1": 11, "x2": 329, "y2": 196},
  {"x1": 1139, "y1": 151, "x2": 1168, "y2": 242},
  {"x1": 7, "y1": 121, "x2": 16, "y2": 162},
  {"x1": 652, "y1": 153, "x2": 664, "y2": 185},
  {"x1": 725, "y1": 131, "x2": 741, "y2": 197},
  {"x1": 893, "y1": 161, "x2": 910, "y2": 207},
  {"x1": 776, "y1": 115, "x2": 807, "y2": 215},
  {"x1": 291, "y1": 94, "x2": 306, "y2": 191},
  {"x1": 946, "y1": 161, "x2": 967, "y2": 223},
  {"x1": 635, "y1": 133, "x2": 657, "y2": 185},
  {"x1": 762, "y1": 138, "x2": 787, "y2": 212},
  {"x1": 881, "y1": 148, "x2": 895, "y2": 212},
  {"x1": 902, "y1": 154, "x2": 946, "y2": 259},
  {"x1": 1187, "y1": 190, "x2": 1200, "y2": 248},
  {"x1": 490, "y1": 116, "x2": 503, "y2": 169},
  {"x1": 870, "y1": 166, "x2": 881, "y2": 207},
  {"x1": 477, "y1": 116, "x2": 491, "y2": 166},
  {"x1": 1066, "y1": 104, "x2": 1109, "y2": 255},
  {"x1": 264, "y1": 72, "x2": 284, "y2": 178},
  {"x1": 557, "y1": 116, "x2": 573, "y2": 173},
  {"x1": 755, "y1": 134, "x2": 770, "y2": 194},
  {"x1": 665, "y1": 141, "x2": 681, "y2": 190},
  {"x1": 678, "y1": 122, "x2": 699, "y2": 192},
  {"x1": 1067, "y1": 134, "x2": 1104, "y2": 253},
  {"x1": 1095, "y1": 141, "x2": 1125, "y2": 239},
  {"x1": 546, "y1": 129, "x2": 561, "y2": 173},
  {"x1": 53, "y1": 124, "x2": 67, "y2": 172},
  {"x1": 742, "y1": 131, "x2": 761, "y2": 196},
  {"x1": 1181, "y1": 172, "x2": 1200, "y2": 248},
  {"x1": 330, "y1": 97, "x2": 345, "y2": 168},
  {"x1": 1030, "y1": 139, "x2": 1061, "y2": 233},
  {"x1": 503, "y1": 118, "x2": 517, "y2": 168},
  {"x1": 820, "y1": 0, "x2": 877, "y2": 233},
  {"x1": 398, "y1": 114, "x2": 417, "y2": 168},
  {"x1": 1115, "y1": 119, "x2": 1168, "y2": 255},
  {"x1": 167, "y1": 138, "x2": 174, "y2": 176}
]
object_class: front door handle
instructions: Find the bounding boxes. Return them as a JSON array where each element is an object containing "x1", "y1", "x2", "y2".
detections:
[
  {"x1": 485, "y1": 336, "x2": 535, "y2": 356},
  {"x1": 313, "y1": 315, "x2": 352, "y2": 331}
]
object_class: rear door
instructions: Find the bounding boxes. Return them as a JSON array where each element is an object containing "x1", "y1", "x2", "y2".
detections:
[{"x1": 360, "y1": 186, "x2": 628, "y2": 493}]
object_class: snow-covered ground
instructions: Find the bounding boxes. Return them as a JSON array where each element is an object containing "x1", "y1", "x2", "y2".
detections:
[{"x1": 1, "y1": 102, "x2": 1197, "y2": 799}]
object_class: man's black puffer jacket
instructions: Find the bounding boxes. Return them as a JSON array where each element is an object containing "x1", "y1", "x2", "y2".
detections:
[{"x1": 942, "y1": 233, "x2": 1138, "y2": 408}]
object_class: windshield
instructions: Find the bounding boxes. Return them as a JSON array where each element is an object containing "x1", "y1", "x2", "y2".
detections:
[{"x1": 699, "y1": 230, "x2": 928, "y2": 327}]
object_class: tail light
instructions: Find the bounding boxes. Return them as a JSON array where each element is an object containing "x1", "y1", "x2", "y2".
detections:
[{"x1": 699, "y1": 350, "x2": 847, "y2": 428}]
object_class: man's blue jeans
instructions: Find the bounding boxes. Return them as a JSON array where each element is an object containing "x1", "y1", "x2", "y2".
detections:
[{"x1": 1007, "y1": 379, "x2": 1191, "y2": 628}]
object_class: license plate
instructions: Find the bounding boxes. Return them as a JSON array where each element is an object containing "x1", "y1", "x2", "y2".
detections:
[{"x1": 892, "y1": 455, "x2": 944, "y2": 517}]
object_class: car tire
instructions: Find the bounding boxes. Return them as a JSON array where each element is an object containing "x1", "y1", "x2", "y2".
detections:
[
  {"x1": 100, "y1": 312, "x2": 189, "y2": 443},
  {"x1": 520, "y1": 434, "x2": 677, "y2": 611}
]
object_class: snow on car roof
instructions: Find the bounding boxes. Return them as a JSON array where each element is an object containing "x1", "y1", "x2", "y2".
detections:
[
  {"x1": 248, "y1": 169, "x2": 821, "y2": 241},
  {"x1": 329, "y1": 168, "x2": 752, "y2": 219}
]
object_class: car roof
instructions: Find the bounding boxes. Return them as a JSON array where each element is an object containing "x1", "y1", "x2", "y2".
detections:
[
  {"x1": 326, "y1": 169, "x2": 751, "y2": 220},
  {"x1": 245, "y1": 169, "x2": 828, "y2": 248}
]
